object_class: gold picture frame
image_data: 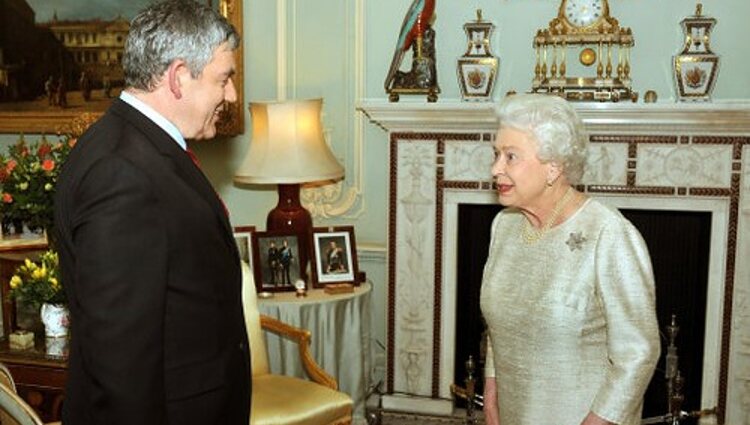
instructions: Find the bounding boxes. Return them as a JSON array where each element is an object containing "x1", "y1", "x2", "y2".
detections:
[{"x1": 0, "y1": 0, "x2": 244, "y2": 136}]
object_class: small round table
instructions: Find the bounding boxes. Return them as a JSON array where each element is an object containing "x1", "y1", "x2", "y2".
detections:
[{"x1": 257, "y1": 282, "x2": 372, "y2": 416}]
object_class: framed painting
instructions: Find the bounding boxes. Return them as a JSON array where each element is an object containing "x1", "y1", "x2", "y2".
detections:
[
  {"x1": 311, "y1": 226, "x2": 359, "y2": 287},
  {"x1": 250, "y1": 230, "x2": 304, "y2": 293},
  {"x1": 233, "y1": 225, "x2": 255, "y2": 271},
  {"x1": 0, "y1": 0, "x2": 244, "y2": 136}
]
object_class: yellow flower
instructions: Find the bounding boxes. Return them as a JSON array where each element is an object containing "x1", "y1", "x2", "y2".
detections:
[
  {"x1": 9, "y1": 275, "x2": 21, "y2": 289},
  {"x1": 44, "y1": 183, "x2": 53, "y2": 191},
  {"x1": 32, "y1": 267, "x2": 47, "y2": 280},
  {"x1": 16, "y1": 182, "x2": 28, "y2": 191},
  {"x1": 8, "y1": 250, "x2": 66, "y2": 307}
]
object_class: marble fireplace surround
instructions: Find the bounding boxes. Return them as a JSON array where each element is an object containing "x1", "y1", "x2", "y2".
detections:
[{"x1": 358, "y1": 101, "x2": 750, "y2": 424}]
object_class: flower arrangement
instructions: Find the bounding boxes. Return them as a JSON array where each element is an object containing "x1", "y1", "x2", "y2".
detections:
[
  {"x1": 9, "y1": 250, "x2": 66, "y2": 309},
  {"x1": 0, "y1": 135, "x2": 75, "y2": 234}
]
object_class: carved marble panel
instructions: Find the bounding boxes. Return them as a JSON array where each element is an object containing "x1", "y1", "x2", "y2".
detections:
[
  {"x1": 393, "y1": 140, "x2": 438, "y2": 396},
  {"x1": 582, "y1": 143, "x2": 629, "y2": 186},
  {"x1": 636, "y1": 145, "x2": 733, "y2": 188},
  {"x1": 729, "y1": 243, "x2": 750, "y2": 425},
  {"x1": 729, "y1": 283, "x2": 750, "y2": 424},
  {"x1": 743, "y1": 145, "x2": 750, "y2": 215},
  {"x1": 729, "y1": 145, "x2": 750, "y2": 425},
  {"x1": 443, "y1": 142, "x2": 494, "y2": 182}
]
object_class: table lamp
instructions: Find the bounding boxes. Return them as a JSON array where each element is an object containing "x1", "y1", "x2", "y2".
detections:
[{"x1": 234, "y1": 97, "x2": 344, "y2": 239}]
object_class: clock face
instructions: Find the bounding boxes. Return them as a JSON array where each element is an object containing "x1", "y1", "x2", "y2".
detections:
[{"x1": 564, "y1": 0, "x2": 603, "y2": 28}]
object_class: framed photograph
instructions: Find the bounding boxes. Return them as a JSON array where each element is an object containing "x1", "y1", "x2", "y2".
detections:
[
  {"x1": 251, "y1": 231, "x2": 304, "y2": 292},
  {"x1": 232, "y1": 225, "x2": 255, "y2": 271},
  {"x1": 0, "y1": 0, "x2": 243, "y2": 135},
  {"x1": 311, "y1": 226, "x2": 359, "y2": 287}
]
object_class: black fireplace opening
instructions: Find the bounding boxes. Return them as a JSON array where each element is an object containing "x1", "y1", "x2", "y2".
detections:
[{"x1": 454, "y1": 204, "x2": 711, "y2": 421}]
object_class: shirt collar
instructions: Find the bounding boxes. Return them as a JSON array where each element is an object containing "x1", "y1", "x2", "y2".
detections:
[{"x1": 119, "y1": 91, "x2": 187, "y2": 151}]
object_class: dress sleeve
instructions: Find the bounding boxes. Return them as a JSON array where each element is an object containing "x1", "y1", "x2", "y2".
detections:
[
  {"x1": 482, "y1": 211, "x2": 505, "y2": 380},
  {"x1": 590, "y1": 217, "x2": 661, "y2": 423}
]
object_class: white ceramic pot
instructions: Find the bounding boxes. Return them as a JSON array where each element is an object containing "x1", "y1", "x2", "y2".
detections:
[{"x1": 40, "y1": 303, "x2": 69, "y2": 338}]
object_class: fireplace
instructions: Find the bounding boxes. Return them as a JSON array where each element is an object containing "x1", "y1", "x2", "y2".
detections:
[{"x1": 358, "y1": 101, "x2": 750, "y2": 424}]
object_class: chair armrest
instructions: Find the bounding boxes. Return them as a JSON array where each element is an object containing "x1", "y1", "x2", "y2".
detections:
[{"x1": 259, "y1": 314, "x2": 338, "y2": 390}]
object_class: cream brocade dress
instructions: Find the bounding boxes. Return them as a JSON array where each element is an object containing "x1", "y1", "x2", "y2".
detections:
[{"x1": 480, "y1": 199, "x2": 660, "y2": 425}]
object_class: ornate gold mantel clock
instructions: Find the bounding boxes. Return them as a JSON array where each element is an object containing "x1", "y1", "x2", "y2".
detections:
[{"x1": 531, "y1": 0, "x2": 637, "y2": 102}]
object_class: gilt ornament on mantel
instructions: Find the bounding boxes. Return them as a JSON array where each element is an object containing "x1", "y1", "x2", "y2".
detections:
[
  {"x1": 673, "y1": 3, "x2": 720, "y2": 102},
  {"x1": 530, "y1": 0, "x2": 637, "y2": 102}
]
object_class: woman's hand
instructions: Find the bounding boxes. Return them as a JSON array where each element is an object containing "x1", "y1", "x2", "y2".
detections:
[
  {"x1": 483, "y1": 377, "x2": 500, "y2": 425},
  {"x1": 580, "y1": 411, "x2": 615, "y2": 425}
]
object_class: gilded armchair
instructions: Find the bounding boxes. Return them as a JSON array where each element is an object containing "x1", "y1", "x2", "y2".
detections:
[{"x1": 241, "y1": 264, "x2": 353, "y2": 425}]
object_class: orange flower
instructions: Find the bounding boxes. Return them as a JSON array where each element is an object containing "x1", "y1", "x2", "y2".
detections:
[
  {"x1": 2, "y1": 193, "x2": 13, "y2": 203},
  {"x1": 6, "y1": 159, "x2": 17, "y2": 173},
  {"x1": 41, "y1": 159, "x2": 55, "y2": 172},
  {"x1": 68, "y1": 138, "x2": 78, "y2": 148}
]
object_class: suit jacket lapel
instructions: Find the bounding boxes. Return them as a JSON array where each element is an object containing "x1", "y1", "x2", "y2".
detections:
[{"x1": 110, "y1": 100, "x2": 236, "y2": 244}]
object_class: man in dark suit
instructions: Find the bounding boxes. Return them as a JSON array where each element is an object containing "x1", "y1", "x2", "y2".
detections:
[{"x1": 53, "y1": 2, "x2": 250, "y2": 424}]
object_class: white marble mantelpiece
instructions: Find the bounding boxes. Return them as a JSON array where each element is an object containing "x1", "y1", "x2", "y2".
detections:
[
  {"x1": 359, "y1": 101, "x2": 750, "y2": 424},
  {"x1": 358, "y1": 100, "x2": 750, "y2": 134}
]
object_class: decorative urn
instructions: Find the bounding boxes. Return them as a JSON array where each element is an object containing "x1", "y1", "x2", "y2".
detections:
[
  {"x1": 457, "y1": 9, "x2": 499, "y2": 101},
  {"x1": 673, "y1": 3, "x2": 719, "y2": 101}
]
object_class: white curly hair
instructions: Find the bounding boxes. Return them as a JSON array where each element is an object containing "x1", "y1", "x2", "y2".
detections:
[{"x1": 496, "y1": 94, "x2": 588, "y2": 185}]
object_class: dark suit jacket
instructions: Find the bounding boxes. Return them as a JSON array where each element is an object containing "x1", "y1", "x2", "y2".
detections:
[{"x1": 54, "y1": 99, "x2": 251, "y2": 425}]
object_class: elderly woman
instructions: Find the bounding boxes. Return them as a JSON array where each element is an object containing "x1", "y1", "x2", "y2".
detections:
[{"x1": 480, "y1": 94, "x2": 660, "y2": 425}]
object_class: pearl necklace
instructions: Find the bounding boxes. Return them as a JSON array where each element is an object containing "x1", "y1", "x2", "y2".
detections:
[{"x1": 520, "y1": 186, "x2": 575, "y2": 244}]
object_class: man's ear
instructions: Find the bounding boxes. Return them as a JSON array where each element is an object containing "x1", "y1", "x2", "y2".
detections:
[{"x1": 166, "y1": 60, "x2": 189, "y2": 99}]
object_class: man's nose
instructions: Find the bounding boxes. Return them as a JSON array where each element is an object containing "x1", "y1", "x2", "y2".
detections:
[{"x1": 225, "y1": 78, "x2": 238, "y2": 103}]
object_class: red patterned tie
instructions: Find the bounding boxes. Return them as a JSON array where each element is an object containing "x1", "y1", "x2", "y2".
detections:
[{"x1": 186, "y1": 148, "x2": 229, "y2": 217}]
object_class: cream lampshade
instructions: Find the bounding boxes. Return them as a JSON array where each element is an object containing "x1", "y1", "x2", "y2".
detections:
[{"x1": 235, "y1": 98, "x2": 343, "y2": 185}]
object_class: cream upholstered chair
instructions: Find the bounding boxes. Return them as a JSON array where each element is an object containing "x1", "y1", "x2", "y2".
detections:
[
  {"x1": 0, "y1": 363, "x2": 60, "y2": 425},
  {"x1": 241, "y1": 263, "x2": 353, "y2": 425}
]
